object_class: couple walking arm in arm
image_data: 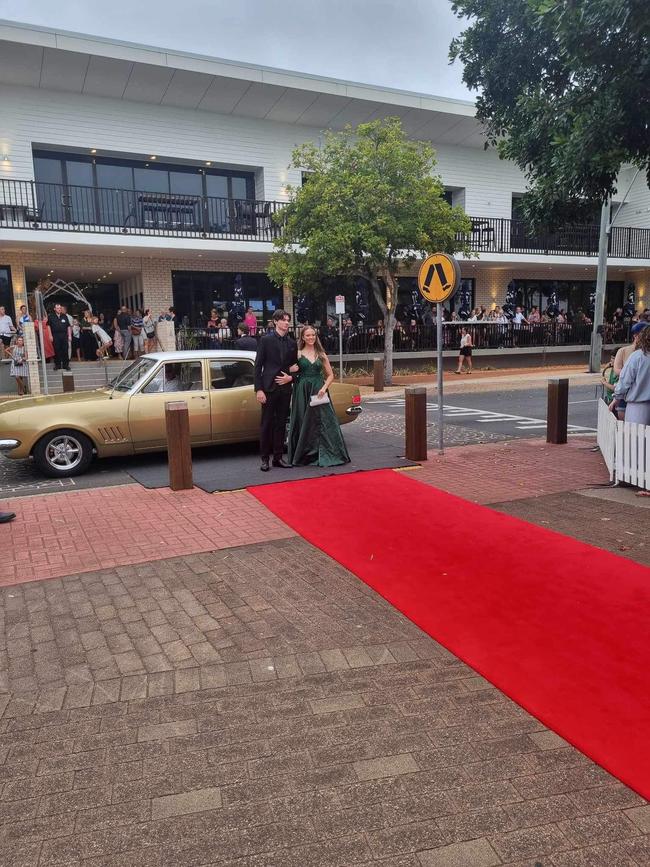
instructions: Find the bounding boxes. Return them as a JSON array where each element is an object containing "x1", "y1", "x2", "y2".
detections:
[{"x1": 254, "y1": 311, "x2": 350, "y2": 472}]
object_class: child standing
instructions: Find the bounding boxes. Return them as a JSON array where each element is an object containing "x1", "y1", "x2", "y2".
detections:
[
  {"x1": 71, "y1": 317, "x2": 82, "y2": 361},
  {"x1": 6, "y1": 335, "x2": 29, "y2": 395}
]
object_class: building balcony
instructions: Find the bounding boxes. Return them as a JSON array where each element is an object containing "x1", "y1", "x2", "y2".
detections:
[
  {"x1": 0, "y1": 179, "x2": 284, "y2": 244},
  {"x1": 1, "y1": 179, "x2": 650, "y2": 259}
]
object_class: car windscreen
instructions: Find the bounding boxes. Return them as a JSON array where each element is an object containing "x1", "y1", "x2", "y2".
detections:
[{"x1": 110, "y1": 358, "x2": 158, "y2": 391}]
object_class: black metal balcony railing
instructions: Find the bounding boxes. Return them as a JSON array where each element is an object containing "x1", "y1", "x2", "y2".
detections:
[
  {"x1": 1, "y1": 177, "x2": 650, "y2": 257},
  {"x1": 0, "y1": 179, "x2": 284, "y2": 242},
  {"x1": 178, "y1": 321, "x2": 631, "y2": 355}
]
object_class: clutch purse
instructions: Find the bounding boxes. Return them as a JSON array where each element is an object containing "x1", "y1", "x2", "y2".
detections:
[{"x1": 309, "y1": 392, "x2": 329, "y2": 407}]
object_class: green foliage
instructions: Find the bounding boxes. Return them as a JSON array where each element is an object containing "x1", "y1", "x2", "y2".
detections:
[
  {"x1": 450, "y1": 0, "x2": 650, "y2": 227},
  {"x1": 268, "y1": 118, "x2": 471, "y2": 312}
]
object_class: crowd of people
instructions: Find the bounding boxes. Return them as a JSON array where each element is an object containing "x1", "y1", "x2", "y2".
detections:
[{"x1": 601, "y1": 321, "x2": 650, "y2": 425}]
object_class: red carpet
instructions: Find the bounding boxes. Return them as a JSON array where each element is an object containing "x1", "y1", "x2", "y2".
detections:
[{"x1": 250, "y1": 469, "x2": 650, "y2": 798}]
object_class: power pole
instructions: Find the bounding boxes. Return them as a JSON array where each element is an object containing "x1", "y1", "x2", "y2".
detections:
[{"x1": 589, "y1": 200, "x2": 611, "y2": 373}]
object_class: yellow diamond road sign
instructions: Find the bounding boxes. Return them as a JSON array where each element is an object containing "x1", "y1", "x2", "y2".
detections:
[{"x1": 417, "y1": 253, "x2": 461, "y2": 303}]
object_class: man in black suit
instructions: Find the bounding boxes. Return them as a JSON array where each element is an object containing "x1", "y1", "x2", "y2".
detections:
[
  {"x1": 235, "y1": 324, "x2": 258, "y2": 352},
  {"x1": 254, "y1": 310, "x2": 297, "y2": 472},
  {"x1": 48, "y1": 303, "x2": 71, "y2": 371}
]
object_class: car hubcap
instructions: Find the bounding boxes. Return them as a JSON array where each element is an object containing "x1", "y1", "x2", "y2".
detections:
[{"x1": 46, "y1": 435, "x2": 82, "y2": 470}]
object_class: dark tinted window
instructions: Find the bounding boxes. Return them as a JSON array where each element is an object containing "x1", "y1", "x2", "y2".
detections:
[{"x1": 210, "y1": 359, "x2": 255, "y2": 389}]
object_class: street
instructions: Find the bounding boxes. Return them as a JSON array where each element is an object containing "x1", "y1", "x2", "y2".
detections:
[
  {"x1": 0, "y1": 383, "x2": 599, "y2": 497},
  {"x1": 363, "y1": 383, "x2": 598, "y2": 440}
]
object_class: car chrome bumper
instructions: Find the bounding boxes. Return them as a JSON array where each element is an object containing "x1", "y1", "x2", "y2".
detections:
[
  {"x1": 0, "y1": 439, "x2": 20, "y2": 452},
  {"x1": 346, "y1": 406, "x2": 362, "y2": 415}
]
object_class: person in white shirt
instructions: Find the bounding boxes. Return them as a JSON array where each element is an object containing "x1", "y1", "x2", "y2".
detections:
[
  {"x1": 0, "y1": 306, "x2": 16, "y2": 347},
  {"x1": 512, "y1": 306, "x2": 528, "y2": 327},
  {"x1": 455, "y1": 327, "x2": 473, "y2": 374},
  {"x1": 91, "y1": 316, "x2": 113, "y2": 361}
]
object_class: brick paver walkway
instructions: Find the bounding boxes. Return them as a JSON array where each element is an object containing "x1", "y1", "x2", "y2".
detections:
[
  {"x1": 413, "y1": 437, "x2": 609, "y2": 504},
  {"x1": 0, "y1": 485, "x2": 294, "y2": 587},
  {"x1": 1, "y1": 540, "x2": 649, "y2": 867},
  {"x1": 2, "y1": 438, "x2": 648, "y2": 864}
]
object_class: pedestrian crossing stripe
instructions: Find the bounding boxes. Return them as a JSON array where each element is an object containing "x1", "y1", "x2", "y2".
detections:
[{"x1": 371, "y1": 399, "x2": 596, "y2": 433}]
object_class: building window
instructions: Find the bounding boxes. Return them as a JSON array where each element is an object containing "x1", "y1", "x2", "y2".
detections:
[
  {"x1": 0, "y1": 267, "x2": 14, "y2": 321},
  {"x1": 512, "y1": 278, "x2": 624, "y2": 319},
  {"x1": 32, "y1": 150, "x2": 256, "y2": 228},
  {"x1": 172, "y1": 271, "x2": 281, "y2": 327}
]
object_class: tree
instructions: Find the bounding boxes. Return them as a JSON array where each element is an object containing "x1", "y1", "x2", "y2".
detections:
[
  {"x1": 449, "y1": 0, "x2": 650, "y2": 226},
  {"x1": 267, "y1": 118, "x2": 471, "y2": 383}
]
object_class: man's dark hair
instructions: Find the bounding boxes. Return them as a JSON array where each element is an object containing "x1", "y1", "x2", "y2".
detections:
[
  {"x1": 238, "y1": 324, "x2": 250, "y2": 335},
  {"x1": 272, "y1": 309, "x2": 291, "y2": 323}
]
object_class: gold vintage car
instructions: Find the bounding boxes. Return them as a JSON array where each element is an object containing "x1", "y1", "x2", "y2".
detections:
[{"x1": 0, "y1": 350, "x2": 362, "y2": 477}]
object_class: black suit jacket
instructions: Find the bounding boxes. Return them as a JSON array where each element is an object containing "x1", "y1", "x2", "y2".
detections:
[{"x1": 254, "y1": 331, "x2": 297, "y2": 392}]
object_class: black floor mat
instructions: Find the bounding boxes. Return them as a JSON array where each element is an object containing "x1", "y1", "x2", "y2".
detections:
[{"x1": 125, "y1": 427, "x2": 417, "y2": 492}]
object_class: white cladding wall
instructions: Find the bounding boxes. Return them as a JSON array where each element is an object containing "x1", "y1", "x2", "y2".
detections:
[
  {"x1": 1, "y1": 83, "x2": 529, "y2": 218},
  {"x1": 615, "y1": 167, "x2": 650, "y2": 229}
]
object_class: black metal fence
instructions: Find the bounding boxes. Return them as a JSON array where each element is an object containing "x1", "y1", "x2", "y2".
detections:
[
  {"x1": 0, "y1": 179, "x2": 284, "y2": 242},
  {"x1": 177, "y1": 321, "x2": 632, "y2": 355},
  {"x1": 2, "y1": 177, "x2": 650, "y2": 256}
]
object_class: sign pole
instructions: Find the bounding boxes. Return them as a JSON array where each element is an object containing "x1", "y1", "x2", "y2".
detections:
[
  {"x1": 417, "y1": 253, "x2": 461, "y2": 458},
  {"x1": 338, "y1": 313, "x2": 343, "y2": 382},
  {"x1": 436, "y1": 302, "x2": 444, "y2": 454},
  {"x1": 335, "y1": 293, "x2": 345, "y2": 382}
]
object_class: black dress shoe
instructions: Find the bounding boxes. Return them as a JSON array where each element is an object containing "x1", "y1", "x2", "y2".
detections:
[
  {"x1": 272, "y1": 458, "x2": 292, "y2": 468},
  {"x1": 0, "y1": 512, "x2": 16, "y2": 523},
  {"x1": 260, "y1": 459, "x2": 270, "y2": 472}
]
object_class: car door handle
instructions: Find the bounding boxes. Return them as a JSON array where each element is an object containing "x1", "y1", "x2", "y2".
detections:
[{"x1": 190, "y1": 395, "x2": 207, "y2": 400}]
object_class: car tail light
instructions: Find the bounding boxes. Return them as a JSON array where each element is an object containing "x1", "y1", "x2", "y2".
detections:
[{"x1": 352, "y1": 394, "x2": 361, "y2": 404}]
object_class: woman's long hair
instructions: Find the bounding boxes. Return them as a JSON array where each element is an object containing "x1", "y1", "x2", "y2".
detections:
[
  {"x1": 298, "y1": 325, "x2": 327, "y2": 360},
  {"x1": 637, "y1": 325, "x2": 650, "y2": 355}
]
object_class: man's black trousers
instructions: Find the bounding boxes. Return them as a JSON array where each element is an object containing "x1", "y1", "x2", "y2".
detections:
[
  {"x1": 260, "y1": 386, "x2": 292, "y2": 459},
  {"x1": 53, "y1": 334, "x2": 69, "y2": 369}
]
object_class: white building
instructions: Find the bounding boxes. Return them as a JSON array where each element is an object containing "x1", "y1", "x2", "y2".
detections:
[{"x1": 1, "y1": 18, "x2": 649, "y2": 338}]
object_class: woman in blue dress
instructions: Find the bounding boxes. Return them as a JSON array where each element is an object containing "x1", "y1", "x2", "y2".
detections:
[{"x1": 288, "y1": 326, "x2": 351, "y2": 467}]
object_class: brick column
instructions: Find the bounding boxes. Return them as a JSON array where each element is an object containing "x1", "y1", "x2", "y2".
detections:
[
  {"x1": 142, "y1": 261, "x2": 174, "y2": 316},
  {"x1": 155, "y1": 320, "x2": 176, "y2": 352},
  {"x1": 282, "y1": 282, "x2": 294, "y2": 320},
  {"x1": 6, "y1": 259, "x2": 41, "y2": 395},
  {"x1": 22, "y1": 321, "x2": 41, "y2": 396}
]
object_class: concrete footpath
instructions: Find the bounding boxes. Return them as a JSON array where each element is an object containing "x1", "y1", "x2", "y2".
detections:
[
  {"x1": 356, "y1": 366, "x2": 601, "y2": 401},
  {"x1": 1, "y1": 438, "x2": 649, "y2": 866}
]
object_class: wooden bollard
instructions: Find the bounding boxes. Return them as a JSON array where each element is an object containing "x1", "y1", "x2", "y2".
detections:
[
  {"x1": 405, "y1": 385, "x2": 428, "y2": 461},
  {"x1": 61, "y1": 373, "x2": 74, "y2": 392},
  {"x1": 373, "y1": 358, "x2": 384, "y2": 392},
  {"x1": 547, "y1": 378, "x2": 569, "y2": 444},
  {"x1": 165, "y1": 400, "x2": 193, "y2": 490}
]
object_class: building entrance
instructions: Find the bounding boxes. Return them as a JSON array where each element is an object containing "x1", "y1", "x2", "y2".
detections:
[{"x1": 26, "y1": 277, "x2": 120, "y2": 324}]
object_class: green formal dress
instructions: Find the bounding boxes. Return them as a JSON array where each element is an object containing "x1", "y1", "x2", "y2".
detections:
[{"x1": 288, "y1": 356, "x2": 351, "y2": 467}]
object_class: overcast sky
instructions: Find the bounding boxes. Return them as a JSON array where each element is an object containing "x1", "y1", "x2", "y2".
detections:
[{"x1": 0, "y1": 0, "x2": 473, "y2": 100}]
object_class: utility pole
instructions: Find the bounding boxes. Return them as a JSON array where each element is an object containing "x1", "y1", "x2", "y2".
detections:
[
  {"x1": 588, "y1": 169, "x2": 640, "y2": 374},
  {"x1": 589, "y1": 200, "x2": 611, "y2": 373}
]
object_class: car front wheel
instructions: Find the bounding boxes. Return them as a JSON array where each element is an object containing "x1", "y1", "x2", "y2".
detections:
[{"x1": 33, "y1": 429, "x2": 94, "y2": 478}]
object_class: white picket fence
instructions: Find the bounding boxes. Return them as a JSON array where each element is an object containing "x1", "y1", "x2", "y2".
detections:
[{"x1": 597, "y1": 398, "x2": 650, "y2": 489}]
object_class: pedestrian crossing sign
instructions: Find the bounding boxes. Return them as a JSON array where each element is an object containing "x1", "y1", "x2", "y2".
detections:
[{"x1": 417, "y1": 253, "x2": 461, "y2": 303}]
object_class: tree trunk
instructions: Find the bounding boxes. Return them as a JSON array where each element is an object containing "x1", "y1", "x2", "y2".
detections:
[
  {"x1": 367, "y1": 269, "x2": 399, "y2": 384},
  {"x1": 383, "y1": 308, "x2": 396, "y2": 384},
  {"x1": 382, "y1": 270, "x2": 398, "y2": 384}
]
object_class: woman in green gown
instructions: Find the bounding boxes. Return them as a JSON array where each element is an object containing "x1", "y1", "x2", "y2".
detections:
[{"x1": 288, "y1": 326, "x2": 351, "y2": 467}]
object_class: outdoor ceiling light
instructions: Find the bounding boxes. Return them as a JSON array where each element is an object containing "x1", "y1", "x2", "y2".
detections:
[{"x1": 90, "y1": 149, "x2": 97, "y2": 154}]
